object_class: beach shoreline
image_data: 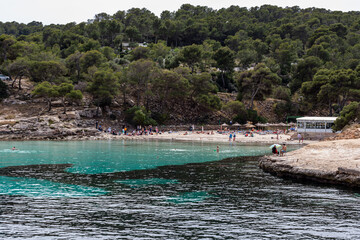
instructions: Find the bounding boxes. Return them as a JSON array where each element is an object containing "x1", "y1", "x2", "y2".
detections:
[{"x1": 0, "y1": 129, "x2": 315, "y2": 146}]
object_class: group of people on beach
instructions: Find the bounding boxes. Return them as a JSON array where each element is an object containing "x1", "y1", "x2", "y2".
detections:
[
  {"x1": 96, "y1": 121, "x2": 129, "y2": 135},
  {"x1": 272, "y1": 144, "x2": 287, "y2": 156},
  {"x1": 95, "y1": 121, "x2": 161, "y2": 136}
]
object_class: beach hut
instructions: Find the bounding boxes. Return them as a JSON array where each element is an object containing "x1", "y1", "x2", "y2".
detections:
[{"x1": 296, "y1": 117, "x2": 337, "y2": 133}]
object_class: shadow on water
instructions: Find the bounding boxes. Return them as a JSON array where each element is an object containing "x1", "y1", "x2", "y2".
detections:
[
  {"x1": 1, "y1": 155, "x2": 360, "y2": 238},
  {"x1": 0, "y1": 156, "x2": 255, "y2": 193},
  {"x1": 0, "y1": 155, "x2": 359, "y2": 199}
]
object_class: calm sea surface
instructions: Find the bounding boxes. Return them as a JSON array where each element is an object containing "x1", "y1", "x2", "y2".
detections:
[{"x1": 0, "y1": 140, "x2": 359, "y2": 239}]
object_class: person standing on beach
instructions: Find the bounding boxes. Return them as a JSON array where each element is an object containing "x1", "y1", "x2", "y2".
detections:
[
  {"x1": 216, "y1": 146, "x2": 219, "y2": 153},
  {"x1": 298, "y1": 133, "x2": 302, "y2": 143},
  {"x1": 233, "y1": 132, "x2": 236, "y2": 141},
  {"x1": 96, "y1": 121, "x2": 98, "y2": 129},
  {"x1": 229, "y1": 133, "x2": 233, "y2": 141}
]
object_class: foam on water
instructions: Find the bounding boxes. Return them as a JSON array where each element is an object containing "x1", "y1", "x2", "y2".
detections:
[
  {"x1": 117, "y1": 178, "x2": 179, "y2": 186},
  {"x1": 0, "y1": 149, "x2": 40, "y2": 154}
]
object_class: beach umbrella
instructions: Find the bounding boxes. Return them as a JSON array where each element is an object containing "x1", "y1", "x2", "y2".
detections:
[
  {"x1": 232, "y1": 122, "x2": 241, "y2": 126},
  {"x1": 269, "y1": 144, "x2": 281, "y2": 149},
  {"x1": 244, "y1": 123, "x2": 256, "y2": 128},
  {"x1": 221, "y1": 123, "x2": 228, "y2": 126}
]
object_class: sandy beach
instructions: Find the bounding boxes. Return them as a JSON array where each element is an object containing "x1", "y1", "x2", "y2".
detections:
[{"x1": 92, "y1": 130, "x2": 315, "y2": 145}]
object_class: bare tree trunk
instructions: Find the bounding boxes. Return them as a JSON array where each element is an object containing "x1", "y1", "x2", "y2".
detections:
[
  {"x1": 47, "y1": 98, "x2": 52, "y2": 112},
  {"x1": 62, "y1": 98, "x2": 67, "y2": 114},
  {"x1": 11, "y1": 75, "x2": 18, "y2": 88},
  {"x1": 249, "y1": 87, "x2": 260, "y2": 110},
  {"x1": 18, "y1": 77, "x2": 22, "y2": 90},
  {"x1": 11, "y1": 79, "x2": 16, "y2": 88},
  {"x1": 221, "y1": 71, "x2": 225, "y2": 89}
]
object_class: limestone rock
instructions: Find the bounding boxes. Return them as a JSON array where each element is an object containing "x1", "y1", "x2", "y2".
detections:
[
  {"x1": 78, "y1": 108, "x2": 101, "y2": 118},
  {"x1": 58, "y1": 111, "x2": 80, "y2": 120},
  {"x1": 3, "y1": 99, "x2": 27, "y2": 105}
]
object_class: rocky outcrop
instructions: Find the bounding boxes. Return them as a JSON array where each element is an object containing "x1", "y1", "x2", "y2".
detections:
[
  {"x1": 327, "y1": 124, "x2": 360, "y2": 140},
  {"x1": 0, "y1": 112, "x2": 99, "y2": 140},
  {"x1": 259, "y1": 156, "x2": 360, "y2": 187},
  {"x1": 78, "y1": 108, "x2": 102, "y2": 118},
  {"x1": 259, "y1": 139, "x2": 360, "y2": 188}
]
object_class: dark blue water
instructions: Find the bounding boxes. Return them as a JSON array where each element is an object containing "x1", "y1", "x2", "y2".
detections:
[{"x1": 0, "y1": 140, "x2": 359, "y2": 239}]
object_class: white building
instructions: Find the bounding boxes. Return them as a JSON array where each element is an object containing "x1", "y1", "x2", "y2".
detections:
[{"x1": 296, "y1": 117, "x2": 337, "y2": 133}]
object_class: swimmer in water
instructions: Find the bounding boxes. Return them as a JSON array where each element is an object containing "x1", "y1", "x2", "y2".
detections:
[{"x1": 12, "y1": 147, "x2": 17, "y2": 151}]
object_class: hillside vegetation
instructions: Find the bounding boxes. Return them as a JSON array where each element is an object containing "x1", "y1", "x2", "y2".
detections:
[{"x1": 1, "y1": 4, "x2": 360, "y2": 128}]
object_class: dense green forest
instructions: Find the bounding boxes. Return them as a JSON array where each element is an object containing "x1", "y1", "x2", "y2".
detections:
[{"x1": 1, "y1": 4, "x2": 360, "y2": 129}]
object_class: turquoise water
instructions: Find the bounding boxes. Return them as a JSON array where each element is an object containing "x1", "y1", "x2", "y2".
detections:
[
  {"x1": 0, "y1": 140, "x2": 284, "y2": 197},
  {"x1": 1, "y1": 140, "x2": 278, "y2": 174}
]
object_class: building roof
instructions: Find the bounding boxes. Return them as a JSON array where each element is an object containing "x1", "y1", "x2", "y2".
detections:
[{"x1": 297, "y1": 117, "x2": 337, "y2": 122}]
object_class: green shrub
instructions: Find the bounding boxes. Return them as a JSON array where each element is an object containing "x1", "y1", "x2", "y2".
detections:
[
  {"x1": 151, "y1": 112, "x2": 169, "y2": 125},
  {"x1": 233, "y1": 109, "x2": 267, "y2": 124},
  {"x1": 333, "y1": 102, "x2": 360, "y2": 131},
  {"x1": 233, "y1": 113, "x2": 247, "y2": 124},
  {"x1": 272, "y1": 86, "x2": 291, "y2": 101},
  {"x1": 273, "y1": 102, "x2": 292, "y2": 118},
  {"x1": 196, "y1": 94, "x2": 222, "y2": 110},
  {"x1": 246, "y1": 109, "x2": 267, "y2": 123},
  {"x1": 133, "y1": 110, "x2": 146, "y2": 125},
  {"x1": 125, "y1": 106, "x2": 158, "y2": 126},
  {"x1": 223, "y1": 101, "x2": 246, "y2": 119}
]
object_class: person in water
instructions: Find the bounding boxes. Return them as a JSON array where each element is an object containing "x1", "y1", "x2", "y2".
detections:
[{"x1": 12, "y1": 147, "x2": 17, "y2": 151}]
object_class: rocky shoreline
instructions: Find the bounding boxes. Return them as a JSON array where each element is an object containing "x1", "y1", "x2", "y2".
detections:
[
  {"x1": 0, "y1": 110, "x2": 100, "y2": 141},
  {"x1": 259, "y1": 139, "x2": 360, "y2": 188}
]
